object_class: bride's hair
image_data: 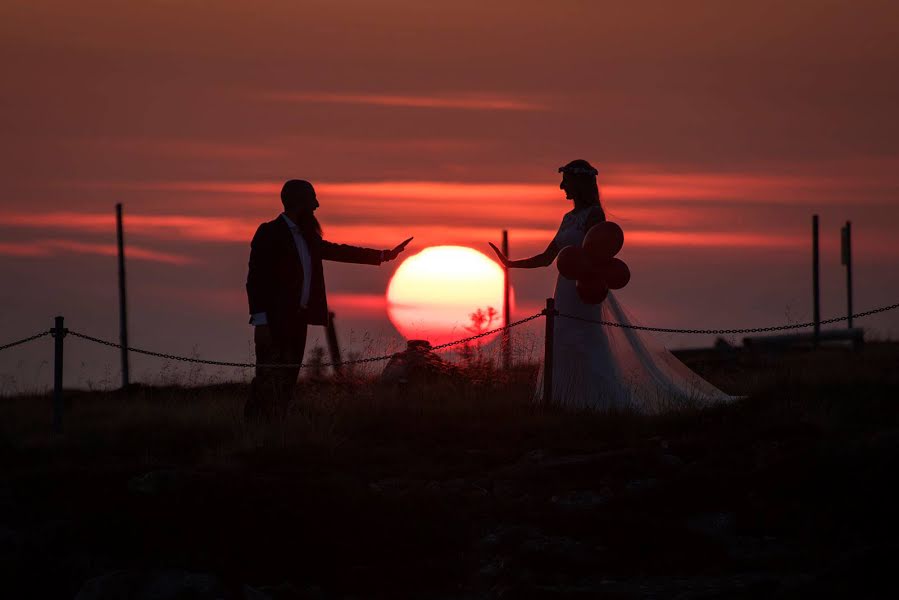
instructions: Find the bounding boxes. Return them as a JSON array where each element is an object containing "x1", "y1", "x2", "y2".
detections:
[{"x1": 559, "y1": 159, "x2": 605, "y2": 216}]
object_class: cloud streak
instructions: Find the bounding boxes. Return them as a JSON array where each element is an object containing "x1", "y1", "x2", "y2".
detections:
[
  {"x1": 65, "y1": 170, "x2": 898, "y2": 206},
  {"x1": 0, "y1": 238, "x2": 195, "y2": 264},
  {"x1": 0, "y1": 212, "x2": 822, "y2": 253},
  {"x1": 0, "y1": 213, "x2": 256, "y2": 243},
  {"x1": 261, "y1": 91, "x2": 547, "y2": 111}
]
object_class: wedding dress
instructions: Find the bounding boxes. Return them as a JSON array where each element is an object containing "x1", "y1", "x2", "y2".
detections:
[{"x1": 536, "y1": 206, "x2": 734, "y2": 412}]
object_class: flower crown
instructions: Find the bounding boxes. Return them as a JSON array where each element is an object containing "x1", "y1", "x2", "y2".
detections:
[{"x1": 558, "y1": 165, "x2": 598, "y2": 176}]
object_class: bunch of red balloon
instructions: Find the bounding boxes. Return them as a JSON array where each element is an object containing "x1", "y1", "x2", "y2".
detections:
[{"x1": 557, "y1": 222, "x2": 631, "y2": 304}]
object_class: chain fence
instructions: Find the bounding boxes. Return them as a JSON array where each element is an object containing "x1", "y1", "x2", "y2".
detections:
[
  {"x1": 1, "y1": 302, "x2": 898, "y2": 368},
  {"x1": 556, "y1": 302, "x2": 899, "y2": 335},
  {"x1": 62, "y1": 312, "x2": 546, "y2": 369},
  {"x1": 0, "y1": 330, "x2": 52, "y2": 352}
]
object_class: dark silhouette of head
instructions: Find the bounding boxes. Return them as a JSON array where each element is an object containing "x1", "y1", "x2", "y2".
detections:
[
  {"x1": 558, "y1": 159, "x2": 603, "y2": 214},
  {"x1": 281, "y1": 179, "x2": 322, "y2": 237}
]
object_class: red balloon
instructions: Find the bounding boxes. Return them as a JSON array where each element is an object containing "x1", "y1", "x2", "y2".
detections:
[
  {"x1": 583, "y1": 222, "x2": 624, "y2": 261},
  {"x1": 599, "y1": 257, "x2": 631, "y2": 290},
  {"x1": 557, "y1": 245, "x2": 587, "y2": 280},
  {"x1": 576, "y1": 277, "x2": 609, "y2": 304}
]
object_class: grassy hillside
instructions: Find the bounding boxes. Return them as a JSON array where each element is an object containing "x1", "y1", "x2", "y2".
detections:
[{"x1": 1, "y1": 344, "x2": 898, "y2": 598}]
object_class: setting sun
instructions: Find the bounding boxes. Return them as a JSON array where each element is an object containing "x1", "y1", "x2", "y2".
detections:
[{"x1": 386, "y1": 246, "x2": 507, "y2": 346}]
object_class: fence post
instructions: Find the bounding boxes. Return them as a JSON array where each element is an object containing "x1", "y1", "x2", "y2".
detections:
[
  {"x1": 116, "y1": 203, "x2": 130, "y2": 389},
  {"x1": 543, "y1": 298, "x2": 556, "y2": 408},
  {"x1": 842, "y1": 221, "x2": 853, "y2": 329},
  {"x1": 52, "y1": 315, "x2": 67, "y2": 433},
  {"x1": 326, "y1": 311, "x2": 342, "y2": 375},
  {"x1": 812, "y1": 214, "x2": 820, "y2": 348}
]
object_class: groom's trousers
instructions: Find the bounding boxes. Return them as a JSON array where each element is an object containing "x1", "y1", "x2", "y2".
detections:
[{"x1": 245, "y1": 321, "x2": 308, "y2": 422}]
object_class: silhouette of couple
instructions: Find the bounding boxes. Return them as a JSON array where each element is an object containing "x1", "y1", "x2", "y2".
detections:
[{"x1": 245, "y1": 163, "x2": 732, "y2": 421}]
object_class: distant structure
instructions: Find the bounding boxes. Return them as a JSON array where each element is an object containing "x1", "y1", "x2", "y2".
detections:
[
  {"x1": 381, "y1": 340, "x2": 457, "y2": 384},
  {"x1": 743, "y1": 329, "x2": 864, "y2": 351},
  {"x1": 739, "y1": 214, "x2": 862, "y2": 353}
]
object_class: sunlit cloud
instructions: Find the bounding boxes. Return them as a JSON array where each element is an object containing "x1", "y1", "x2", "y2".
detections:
[
  {"x1": 0, "y1": 242, "x2": 51, "y2": 257},
  {"x1": 0, "y1": 213, "x2": 817, "y2": 251},
  {"x1": 64, "y1": 171, "x2": 895, "y2": 208},
  {"x1": 0, "y1": 213, "x2": 255, "y2": 243},
  {"x1": 66, "y1": 181, "x2": 280, "y2": 195},
  {"x1": 7, "y1": 165, "x2": 898, "y2": 259},
  {"x1": 66, "y1": 137, "x2": 281, "y2": 160},
  {"x1": 0, "y1": 238, "x2": 194, "y2": 264},
  {"x1": 140, "y1": 288, "x2": 388, "y2": 319},
  {"x1": 328, "y1": 293, "x2": 387, "y2": 315},
  {"x1": 626, "y1": 230, "x2": 803, "y2": 249},
  {"x1": 260, "y1": 91, "x2": 547, "y2": 111}
]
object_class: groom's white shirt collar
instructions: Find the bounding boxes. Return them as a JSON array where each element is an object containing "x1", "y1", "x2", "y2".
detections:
[
  {"x1": 280, "y1": 212, "x2": 299, "y2": 231},
  {"x1": 280, "y1": 213, "x2": 312, "y2": 310}
]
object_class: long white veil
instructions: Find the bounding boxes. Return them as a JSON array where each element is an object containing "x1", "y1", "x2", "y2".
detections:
[{"x1": 536, "y1": 291, "x2": 734, "y2": 414}]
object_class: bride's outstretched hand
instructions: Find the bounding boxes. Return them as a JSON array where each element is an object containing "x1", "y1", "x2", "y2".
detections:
[{"x1": 488, "y1": 242, "x2": 510, "y2": 268}]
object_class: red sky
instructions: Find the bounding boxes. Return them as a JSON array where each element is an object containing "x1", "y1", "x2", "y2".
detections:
[{"x1": 2, "y1": 1, "x2": 898, "y2": 390}]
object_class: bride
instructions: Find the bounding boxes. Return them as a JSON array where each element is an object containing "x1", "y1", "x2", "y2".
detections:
[{"x1": 489, "y1": 159, "x2": 733, "y2": 413}]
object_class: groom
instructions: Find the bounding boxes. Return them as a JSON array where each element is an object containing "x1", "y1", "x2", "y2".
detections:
[{"x1": 245, "y1": 179, "x2": 412, "y2": 421}]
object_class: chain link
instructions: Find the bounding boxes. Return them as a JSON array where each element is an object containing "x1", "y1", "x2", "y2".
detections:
[
  {"x1": 6, "y1": 301, "x2": 897, "y2": 366},
  {"x1": 0, "y1": 330, "x2": 52, "y2": 352},
  {"x1": 556, "y1": 302, "x2": 899, "y2": 335},
  {"x1": 65, "y1": 312, "x2": 544, "y2": 369},
  {"x1": 67, "y1": 331, "x2": 261, "y2": 367},
  {"x1": 429, "y1": 313, "x2": 544, "y2": 351}
]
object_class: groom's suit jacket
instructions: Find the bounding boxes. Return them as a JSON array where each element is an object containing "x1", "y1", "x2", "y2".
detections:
[{"x1": 246, "y1": 215, "x2": 382, "y2": 328}]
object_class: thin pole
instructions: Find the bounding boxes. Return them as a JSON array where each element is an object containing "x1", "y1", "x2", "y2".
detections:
[
  {"x1": 843, "y1": 221, "x2": 853, "y2": 329},
  {"x1": 116, "y1": 203, "x2": 130, "y2": 388},
  {"x1": 812, "y1": 215, "x2": 820, "y2": 348},
  {"x1": 326, "y1": 311, "x2": 342, "y2": 375},
  {"x1": 52, "y1": 315, "x2": 66, "y2": 434},
  {"x1": 543, "y1": 298, "x2": 555, "y2": 408},
  {"x1": 501, "y1": 229, "x2": 511, "y2": 370}
]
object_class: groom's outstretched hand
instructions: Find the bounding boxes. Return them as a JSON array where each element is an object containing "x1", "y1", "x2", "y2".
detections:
[
  {"x1": 383, "y1": 237, "x2": 413, "y2": 262},
  {"x1": 488, "y1": 242, "x2": 511, "y2": 267}
]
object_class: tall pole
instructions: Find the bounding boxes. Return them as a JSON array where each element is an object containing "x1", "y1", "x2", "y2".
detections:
[
  {"x1": 501, "y1": 229, "x2": 511, "y2": 370},
  {"x1": 842, "y1": 221, "x2": 853, "y2": 329},
  {"x1": 116, "y1": 203, "x2": 130, "y2": 388},
  {"x1": 52, "y1": 316, "x2": 66, "y2": 434},
  {"x1": 543, "y1": 298, "x2": 555, "y2": 408},
  {"x1": 812, "y1": 214, "x2": 820, "y2": 348}
]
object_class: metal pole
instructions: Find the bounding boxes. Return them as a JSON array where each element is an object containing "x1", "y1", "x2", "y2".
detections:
[
  {"x1": 843, "y1": 221, "x2": 853, "y2": 329},
  {"x1": 325, "y1": 311, "x2": 342, "y2": 375},
  {"x1": 543, "y1": 298, "x2": 555, "y2": 408},
  {"x1": 812, "y1": 215, "x2": 820, "y2": 348},
  {"x1": 116, "y1": 203, "x2": 130, "y2": 388},
  {"x1": 52, "y1": 316, "x2": 67, "y2": 433},
  {"x1": 501, "y1": 229, "x2": 511, "y2": 370}
]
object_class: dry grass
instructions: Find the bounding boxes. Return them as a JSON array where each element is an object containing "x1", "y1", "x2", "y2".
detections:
[
  {"x1": 1, "y1": 343, "x2": 898, "y2": 598},
  {"x1": 2, "y1": 343, "x2": 898, "y2": 467}
]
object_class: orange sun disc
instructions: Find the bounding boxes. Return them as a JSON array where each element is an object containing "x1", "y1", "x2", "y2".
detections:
[{"x1": 386, "y1": 245, "x2": 509, "y2": 347}]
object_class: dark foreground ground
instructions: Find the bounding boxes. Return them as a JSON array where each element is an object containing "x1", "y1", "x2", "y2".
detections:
[{"x1": 2, "y1": 343, "x2": 899, "y2": 599}]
